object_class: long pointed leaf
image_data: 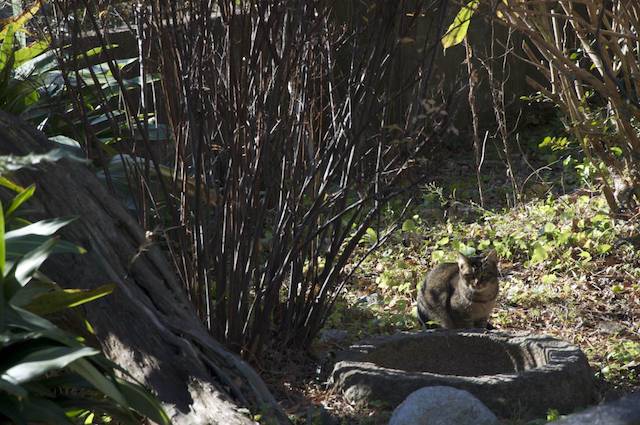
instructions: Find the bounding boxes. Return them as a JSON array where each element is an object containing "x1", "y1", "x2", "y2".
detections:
[
  {"x1": 69, "y1": 359, "x2": 129, "y2": 408},
  {"x1": 2, "y1": 346, "x2": 99, "y2": 385},
  {"x1": 14, "y1": 237, "x2": 57, "y2": 286},
  {"x1": 20, "y1": 396, "x2": 73, "y2": 425},
  {"x1": 6, "y1": 305, "x2": 56, "y2": 331},
  {"x1": 0, "y1": 177, "x2": 25, "y2": 193},
  {"x1": 7, "y1": 236, "x2": 85, "y2": 260},
  {"x1": 14, "y1": 39, "x2": 50, "y2": 67},
  {"x1": 5, "y1": 184, "x2": 35, "y2": 218},
  {"x1": 0, "y1": 1, "x2": 43, "y2": 41},
  {"x1": 0, "y1": 201, "x2": 5, "y2": 278},
  {"x1": 0, "y1": 394, "x2": 27, "y2": 425},
  {"x1": 0, "y1": 25, "x2": 15, "y2": 82},
  {"x1": 8, "y1": 280, "x2": 53, "y2": 308},
  {"x1": 5, "y1": 217, "x2": 75, "y2": 240},
  {"x1": 117, "y1": 379, "x2": 171, "y2": 425},
  {"x1": 0, "y1": 149, "x2": 89, "y2": 174},
  {"x1": 25, "y1": 284, "x2": 116, "y2": 316},
  {"x1": 0, "y1": 378, "x2": 27, "y2": 397}
]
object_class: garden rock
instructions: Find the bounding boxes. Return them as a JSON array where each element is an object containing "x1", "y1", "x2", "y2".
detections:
[
  {"x1": 331, "y1": 330, "x2": 595, "y2": 420},
  {"x1": 554, "y1": 392, "x2": 640, "y2": 425},
  {"x1": 389, "y1": 386, "x2": 499, "y2": 425}
]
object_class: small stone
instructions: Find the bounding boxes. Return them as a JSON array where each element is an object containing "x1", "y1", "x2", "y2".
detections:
[
  {"x1": 554, "y1": 392, "x2": 640, "y2": 425},
  {"x1": 357, "y1": 293, "x2": 380, "y2": 306},
  {"x1": 389, "y1": 386, "x2": 499, "y2": 425}
]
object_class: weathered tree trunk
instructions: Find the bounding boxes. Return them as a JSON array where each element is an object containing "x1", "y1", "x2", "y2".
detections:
[{"x1": 0, "y1": 111, "x2": 288, "y2": 425}]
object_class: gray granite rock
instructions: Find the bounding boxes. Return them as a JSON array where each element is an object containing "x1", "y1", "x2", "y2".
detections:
[
  {"x1": 389, "y1": 386, "x2": 499, "y2": 425},
  {"x1": 554, "y1": 392, "x2": 640, "y2": 425}
]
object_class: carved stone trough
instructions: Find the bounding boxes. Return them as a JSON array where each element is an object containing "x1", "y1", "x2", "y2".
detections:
[{"x1": 330, "y1": 330, "x2": 596, "y2": 419}]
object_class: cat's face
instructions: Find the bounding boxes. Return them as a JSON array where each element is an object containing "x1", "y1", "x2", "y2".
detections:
[{"x1": 457, "y1": 251, "x2": 498, "y2": 289}]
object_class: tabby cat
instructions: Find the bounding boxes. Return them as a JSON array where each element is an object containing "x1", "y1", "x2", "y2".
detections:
[{"x1": 417, "y1": 250, "x2": 499, "y2": 329}]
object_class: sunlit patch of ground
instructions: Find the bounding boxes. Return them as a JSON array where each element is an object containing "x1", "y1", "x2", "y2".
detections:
[{"x1": 264, "y1": 192, "x2": 640, "y2": 424}]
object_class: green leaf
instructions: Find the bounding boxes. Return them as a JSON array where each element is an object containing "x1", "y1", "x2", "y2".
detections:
[
  {"x1": 0, "y1": 393, "x2": 27, "y2": 425},
  {"x1": 78, "y1": 44, "x2": 119, "y2": 59},
  {"x1": 13, "y1": 48, "x2": 57, "y2": 79},
  {"x1": 14, "y1": 238, "x2": 58, "y2": 286},
  {"x1": 0, "y1": 2, "x2": 43, "y2": 41},
  {"x1": 0, "y1": 202, "x2": 5, "y2": 278},
  {"x1": 70, "y1": 359, "x2": 129, "y2": 408},
  {"x1": 7, "y1": 236, "x2": 85, "y2": 260},
  {"x1": 117, "y1": 379, "x2": 171, "y2": 425},
  {"x1": 365, "y1": 227, "x2": 378, "y2": 243},
  {"x1": 578, "y1": 250, "x2": 592, "y2": 262},
  {"x1": 0, "y1": 378, "x2": 27, "y2": 397},
  {"x1": 541, "y1": 274, "x2": 557, "y2": 284},
  {"x1": 5, "y1": 304, "x2": 59, "y2": 333},
  {"x1": 436, "y1": 236, "x2": 449, "y2": 246},
  {"x1": 25, "y1": 284, "x2": 116, "y2": 316},
  {"x1": 0, "y1": 177, "x2": 25, "y2": 192},
  {"x1": 0, "y1": 25, "x2": 16, "y2": 89},
  {"x1": 611, "y1": 283, "x2": 624, "y2": 294},
  {"x1": 547, "y1": 408, "x2": 560, "y2": 421},
  {"x1": 477, "y1": 239, "x2": 491, "y2": 251},
  {"x1": 2, "y1": 346, "x2": 99, "y2": 385},
  {"x1": 49, "y1": 135, "x2": 84, "y2": 158},
  {"x1": 431, "y1": 250, "x2": 445, "y2": 263},
  {"x1": 6, "y1": 185, "x2": 35, "y2": 218},
  {"x1": 5, "y1": 217, "x2": 75, "y2": 240},
  {"x1": 0, "y1": 149, "x2": 89, "y2": 175},
  {"x1": 530, "y1": 242, "x2": 549, "y2": 264},
  {"x1": 402, "y1": 219, "x2": 417, "y2": 232},
  {"x1": 458, "y1": 243, "x2": 476, "y2": 256},
  {"x1": 9, "y1": 280, "x2": 53, "y2": 308},
  {"x1": 16, "y1": 396, "x2": 72, "y2": 425},
  {"x1": 610, "y1": 146, "x2": 623, "y2": 157},
  {"x1": 543, "y1": 222, "x2": 557, "y2": 234},
  {"x1": 14, "y1": 39, "x2": 50, "y2": 67},
  {"x1": 441, "y1": 1, "x2": 479, "y2": 49},
  {"x1": 597, "y1": 243, "x2": 612, "y2": 255},
  {"x1": 557, "y1": 230, "x2": 571, "y2": 245}
]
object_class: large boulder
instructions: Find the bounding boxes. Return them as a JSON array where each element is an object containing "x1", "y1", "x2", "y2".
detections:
[{"x1": 389, "y1": 386, "x2": 499, "y2": 425}]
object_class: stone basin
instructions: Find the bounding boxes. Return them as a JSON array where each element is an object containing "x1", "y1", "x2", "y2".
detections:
[{"x1": 330, "y1": 330, "x2": 596, "y2": 419}]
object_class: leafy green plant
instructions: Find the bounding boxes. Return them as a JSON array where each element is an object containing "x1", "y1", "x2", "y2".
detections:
[
  {"x1": 0, "y1": 157, "x2": 170, "y2": 424},
  {"x1": 0, "y1": 24, "x2": 49, "y2": 115},
  {"x1": 538, "y1": 136, "x2": 570, "y2": 152},
  {"x1": 601, "y1": 341, "x2": 640, "y2": 384},
  {"x1": 482, "y1": 195, "x2": 615, "y2": 270},
  {"x1": 0, "y1": 7, "x2": 164, "y2": 153}
]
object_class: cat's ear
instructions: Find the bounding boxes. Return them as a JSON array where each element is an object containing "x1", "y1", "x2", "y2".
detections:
[
  {"x1": 485, "y1": 249, "x2": 498, "y2": 264},
  {"x1": 457, "y1": 253, "x2": 471, "y2": 273}
]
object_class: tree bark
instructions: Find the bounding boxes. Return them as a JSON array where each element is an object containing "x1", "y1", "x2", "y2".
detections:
[{"x1": 0, "y1": 111, "x2": 288, "y2": 425}]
